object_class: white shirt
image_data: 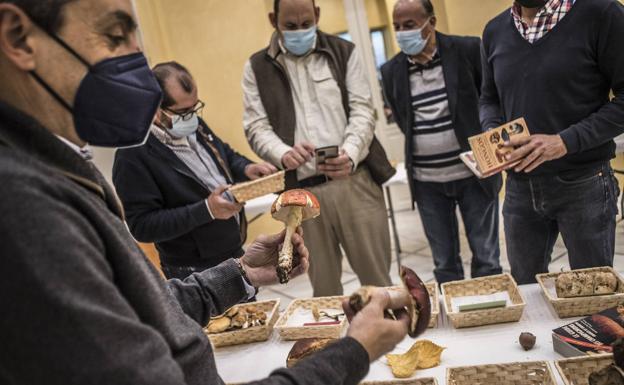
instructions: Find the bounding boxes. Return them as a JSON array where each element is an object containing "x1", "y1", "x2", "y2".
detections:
[{"x1": 242, "y1": 38, "x2": 375, "y2": 180}]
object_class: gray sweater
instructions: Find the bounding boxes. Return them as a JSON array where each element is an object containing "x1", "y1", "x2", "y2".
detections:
[{"x1": 0, "y1": 101, "x2": 369, "y2": 385}]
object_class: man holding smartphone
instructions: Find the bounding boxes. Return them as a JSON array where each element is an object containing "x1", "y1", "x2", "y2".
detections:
[{"x1": 243, "y1": 0, "x2": 395, "y2": 296}]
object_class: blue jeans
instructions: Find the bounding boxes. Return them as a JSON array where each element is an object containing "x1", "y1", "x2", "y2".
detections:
[
  {"x1": 413, "y1": 177, "x2": 502, "y2": 284},
  {"x1": 503, "y1": 163, "x2": 619, "y2": 284}
]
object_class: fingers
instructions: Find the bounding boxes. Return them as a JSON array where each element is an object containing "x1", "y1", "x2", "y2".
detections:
[
  {"x1": 504, "y1": 143, "x2": 535, "y2": 163},
  {"x1": 213, "y1": 185, "x2": 230, "y2": 196},
  {"x1": 505, "y1": 135, "x2": 531, "y2": 148},
  {"x1": 300, "y1": 141, "x2": 316, "y2": 154},
  {"x1": 293, "y1": 144, "x2": 314, "y2": 162},
  {"x1": 523, "y1": 153, "x2": 547, "y2": 173},
  {"x1": 324, "y1": 154, "x2": 350, "y2": 166},
  {"x1": 289, "y1": 151, "x2": 307, "y2": 165},
  {"x1": 265, "y1": 162, "x2": 279, "y2": 173},
  {"x1": 514, "y1": 147, "x2": 545, "y2": 172}
]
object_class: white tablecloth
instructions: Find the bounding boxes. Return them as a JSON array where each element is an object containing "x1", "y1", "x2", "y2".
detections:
[
  {"x1": 214, "y1": 283, "x2": 582, "y2": 385},
  {"x1": 243, "y1": 163, "x2": 408, "y2": 220}
]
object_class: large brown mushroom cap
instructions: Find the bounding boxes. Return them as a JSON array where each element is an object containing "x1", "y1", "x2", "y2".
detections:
[
  {"x1": 401, "y1": 266, "x2": 431, "y2": 338},
  {"x1": 271, "y1": 189, "x2": 320, "y2": 222}
]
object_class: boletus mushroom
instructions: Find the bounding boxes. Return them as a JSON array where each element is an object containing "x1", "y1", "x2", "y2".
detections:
[
  {"x1": 348, "y1": 266, "x2": 431, "y2": 338},
  {"x1": 271, "y1": 189, "x2": 320, "y2": 284}
]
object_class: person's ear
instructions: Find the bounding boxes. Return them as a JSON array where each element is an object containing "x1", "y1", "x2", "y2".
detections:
[
  {"x1": 314, "y1": 6, "x2": 321, "y2": 24},
  {"x1": 269, "y1": 12, "x2": 277, "y2": 30},
  {"x1": 429, "y1": 16, "x2": 437, "y2": 29},
  {"x1": 0, "y1": 4, "x2": 37, "y2": 71}
]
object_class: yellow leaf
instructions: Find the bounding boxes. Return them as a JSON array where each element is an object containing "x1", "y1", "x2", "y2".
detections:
[{"x1": 386, "y1": 340, "x2": 445, "y2": 378}]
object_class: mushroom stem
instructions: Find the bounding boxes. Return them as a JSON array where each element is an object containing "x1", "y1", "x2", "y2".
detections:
[
  {"x1": 277, "y1": 206, "x2": 303, "y2": 283},
  {"x1": 349, "y1": 286, "x2": 413, "y2": 312}
]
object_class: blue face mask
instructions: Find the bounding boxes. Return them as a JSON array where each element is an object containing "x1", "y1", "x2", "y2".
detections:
[
  {"x1": 396, "y1": 19, "x2": 431, "y2": 56},
  {"x1": 166, "y1": 112, "x2": 199, "y2": 138},
  {"x1": 30, "y1": 31, "x2": 163, "y2": 148},
  {"x1": 282, "y1": 26, "x2": 318, "y2": 56}
]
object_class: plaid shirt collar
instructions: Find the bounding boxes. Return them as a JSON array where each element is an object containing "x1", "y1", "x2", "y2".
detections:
[{"x1": 511, "y1": 0, "x2": 575, "y2": 43}]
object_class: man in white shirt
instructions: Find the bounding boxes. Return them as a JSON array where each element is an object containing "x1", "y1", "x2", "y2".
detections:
[{"x1": 242, "y1": 0, "x2": 395, "y2": 296}]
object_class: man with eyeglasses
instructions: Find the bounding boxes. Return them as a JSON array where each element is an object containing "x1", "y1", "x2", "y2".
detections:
[{"x1": 113, "y1": 61, "x2": 277, "y2": 280}]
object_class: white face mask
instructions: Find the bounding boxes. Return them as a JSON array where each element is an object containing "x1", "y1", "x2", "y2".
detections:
[
  {"x1": 167, "y1": 112, "x2": 199, "y2": 138},
  {"x1": 396, "y1": 18, "x2": 431, "y2": 56}
]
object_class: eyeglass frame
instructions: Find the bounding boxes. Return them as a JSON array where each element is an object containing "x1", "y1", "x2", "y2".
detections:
[{"x1": 161, "y1": 100, "x2": 205, "y2": 124}]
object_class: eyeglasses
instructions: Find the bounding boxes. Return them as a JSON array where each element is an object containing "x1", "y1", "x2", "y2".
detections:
[{"x1": 163, "y1": 100, "x2": 205, "y2": 123}]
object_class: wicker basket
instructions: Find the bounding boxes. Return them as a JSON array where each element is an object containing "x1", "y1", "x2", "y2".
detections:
[
  {"x1": 275, "y1": 296, "x2": 348, "y2": 340},
  {"x1": 555, "y1": 354, "x2": 614, "y2": 385},
  {"x1": 441, "y1": 273, "x2": 526, "y2": 329},
  {"x1": 228, "y1": 170, "x2": 286, "y2": 202},
  {"x1": 426, "y1": 282, "x2": 440, "y2": 328},
  {"x1": 536, "y1": 267, "x2": 624, "y2": 318},
  {"x1": 361, "y1": 378, "x2": 438, "y2": 385},
  {"x1": 204, "y1": 299, "x2": 280, "y2": 348},
  {"x1": 447, "y1": 361, "x2": 556, "y2": 385}
]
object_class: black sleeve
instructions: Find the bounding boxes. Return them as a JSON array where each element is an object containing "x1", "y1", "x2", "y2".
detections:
[
  {"x1": 479, "y1": 28, "x2": 505, "y2": 131},
  {"x1": 559, "y1": 1, "x2": 624, "y2": 154},
  {"x1": 0, "y1": 173, "x2": 190, "y2": 385},
  {"x1": 380, "y1": 63, "x2": 404, "y2": 134},
  {"x1": 112, "y1": 152, "x2": 213, "y2": 243},
  {"x1": 470, "y1": 37, "x2": 483, "y2": 97},
  {"x1": 246, "y1": 338, "x2": 370, "y2": 385}
]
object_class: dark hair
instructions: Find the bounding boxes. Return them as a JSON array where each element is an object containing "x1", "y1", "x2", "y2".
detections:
[
  {"x1": 421, "y1": 0, "x2": 435, "y2": 16},
  {"x1": 0, "y1": 0, "x2": 77, "y2": 33},
  {"x1": 273, "y1": 0, "x2": 316, "y2": 17},
  {"x1": 152, "y1": 61, "x2": 195, "y2": 109}
]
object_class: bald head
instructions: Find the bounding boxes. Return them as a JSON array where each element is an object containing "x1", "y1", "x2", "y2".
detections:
[
  {"x1": 393, "y1": 0, "x2": 436, "y2": 32},
  {"x1": 270, "y1": 0, "x2": 319, "y2": 32}
]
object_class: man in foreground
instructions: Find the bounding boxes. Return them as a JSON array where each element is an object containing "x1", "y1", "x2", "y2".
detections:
[{"x1": 0, "y1": 1, "x2": 410, "y2": 384}]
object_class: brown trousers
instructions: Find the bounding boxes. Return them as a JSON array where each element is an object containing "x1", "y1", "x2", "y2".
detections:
[{"x1": 303, "y1": 167, "x2": 392, "y2": 296}]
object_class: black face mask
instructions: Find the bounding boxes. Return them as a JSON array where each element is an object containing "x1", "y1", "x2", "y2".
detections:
[
  {"x1": 30, "y1": 31, "x2": 163, "y2": 148},
  {"x1": 516, "y1": 0, "x2": 548, "y2": 8}
]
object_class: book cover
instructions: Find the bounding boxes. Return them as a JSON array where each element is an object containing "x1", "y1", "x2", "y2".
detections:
[
  {"x1": 552, "y1": 306, "x2": 624, "y2": 357},
  {"x1": 467, "y1": 118, "x2": 530, "y2": 176}
]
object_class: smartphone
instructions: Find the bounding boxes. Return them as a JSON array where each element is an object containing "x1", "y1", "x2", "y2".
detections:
[{"x1": 315, "y1": 145, "x2": 339, "y2": 166}]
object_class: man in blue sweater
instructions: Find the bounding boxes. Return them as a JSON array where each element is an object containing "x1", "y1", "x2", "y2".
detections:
[{"x1": 480, "y1": 0, "x2": 624, "y2": 284}]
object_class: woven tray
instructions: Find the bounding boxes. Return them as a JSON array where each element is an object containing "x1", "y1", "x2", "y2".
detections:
[
  {"x1": 447, "y1": 361, "x2": 556, "y2": 385},
  {"x1": 228, "y1": 170, "x2": 285, "y2": 202},
  {"x1": 536, "y1": 267, "x2": 624, "y2": 318},
  {"x1": 204, "y1": 299, "x2": 280, "y2": 348},
  {"x1": 555, "y1": 354, "x2": 614, "y2": 385},
  {"x1": 361, "y1": 378, "x2": 438, "y2": 385},
  {"x1": 441, "y1": 273, "x2": 526, "y2": 329},
  {"x1": 275, "y1": 296, "x2": 348, "y2": 340},
  {"x1": 426, "y1": 282, "x2": 440, "y2": 328}
]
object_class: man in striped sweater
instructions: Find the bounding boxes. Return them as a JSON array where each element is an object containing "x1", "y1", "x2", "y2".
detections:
[{"x1": 381, "y1": 0, "x2": 503, "y2": 284}]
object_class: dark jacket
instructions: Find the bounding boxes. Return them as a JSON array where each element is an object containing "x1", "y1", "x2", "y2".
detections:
[
  {"x1": 381, "y1": 32, "x2": 502, "y2": 200},
  {"x1": 249, "y1": 30, "x2": 396, "y2": 188},
  {"x1": 0, "y1": 101, "x2": 369, "y2": 385},
  {"x1": 113, "y1": 119, "x2": 251, "y2": 267}
]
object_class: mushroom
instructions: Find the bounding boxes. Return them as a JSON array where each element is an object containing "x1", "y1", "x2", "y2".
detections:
[
  {"x1": 271, "y1": 189, "x2": 320, "y2": 284},
  {"x1": 348, "y1": 266, "x2": 431, "y2": 338}
]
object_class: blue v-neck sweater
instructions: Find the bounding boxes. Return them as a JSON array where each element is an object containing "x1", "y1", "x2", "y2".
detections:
[{"x1": 480, "y1": 0, "x2": 624, "y2": 175}]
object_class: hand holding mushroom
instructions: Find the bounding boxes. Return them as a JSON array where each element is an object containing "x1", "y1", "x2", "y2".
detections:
[
  {"x1": 347, "y1": 266, "x2": 431, "y2": 339},
  {"x1": 271, "y1": 189, "x2": 320, "y2": 284}
]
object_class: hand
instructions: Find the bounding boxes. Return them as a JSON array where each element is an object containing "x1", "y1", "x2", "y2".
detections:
[
  {"x1": 344, "y1": 288, "x2": 410, "y2": 362},
  {"x1": 207, "y1": 186, "x2": 244, "y2": 220},
  {"x1": 240, "y1": 228, "x2": 309, "y2": 287},
  {"x1": 318, "y1": 150, "x2": 353, "y2": 179},
  {"x1": 503, "y1": 134, "x2": 568, "y2": 173},
  {"x1": 281, "y1": 142, "x2": 316, "y2": 170},
  {"x1": 245, "y1": 162, "x2": 278, "y2": 180}
]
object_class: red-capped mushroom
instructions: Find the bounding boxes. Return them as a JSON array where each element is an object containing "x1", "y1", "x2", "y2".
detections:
[
  {"x1": 348, "y1": 266, "x2": 431, "y2": 338},
  {"x1": 271, "y1": 189, "x2": 320, "y2": 284}
]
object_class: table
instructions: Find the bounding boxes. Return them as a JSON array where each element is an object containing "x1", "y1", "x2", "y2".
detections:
[
  {"x1": 243, "y1": 163, "x2": 410, "y2": 270},
  {"x1": 214, "y1": 283, "x2": 581, "y2": 385}
]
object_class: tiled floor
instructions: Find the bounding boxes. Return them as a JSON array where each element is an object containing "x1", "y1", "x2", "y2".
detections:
[{"x1": 258, "y1": 205, "x2": 624, "y2": 310}]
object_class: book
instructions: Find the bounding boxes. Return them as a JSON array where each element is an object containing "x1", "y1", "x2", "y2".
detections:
[
  {"x1": 466, "y1": 118, "x2": 530, "y2": 177},
  {"x1": 552, "y1": 306, "x2": 624, "y2": 357}
]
